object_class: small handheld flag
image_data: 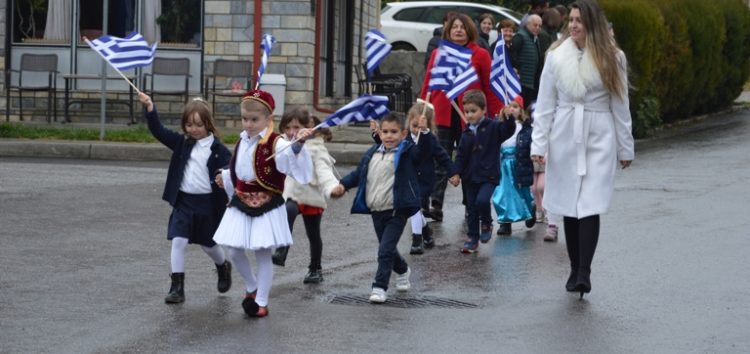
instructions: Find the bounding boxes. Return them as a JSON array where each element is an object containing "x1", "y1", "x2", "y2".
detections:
[
  {"x1": 86, "y1": 32, "x2": 157, "y2": 71},
  {"x1": 490, "y1": 38, "x2": 522, "y2": 105},
  {"x1": 316, "y1": 95, "x2": 391, "y2": 129},
  {"x1": 364, "y1": 29, "x2": 392, "y2": 81},
  {"x1": 266, "y1": 95, "x2": 391, "y2": 161},
  {"x1": 427, "y1": 40, "x2": 478, "y2": 100},
  {"x1": 256, "y1": 33, "x2": 276, "y2": 89}
]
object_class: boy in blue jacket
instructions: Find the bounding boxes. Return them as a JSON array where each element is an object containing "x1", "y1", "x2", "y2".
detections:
[
  {"x1": 331, "y1": 112, "x2": 430, "y2": 303},
  {"x1": 449, "y1": 90, "x2": 516, "y2": 253}
]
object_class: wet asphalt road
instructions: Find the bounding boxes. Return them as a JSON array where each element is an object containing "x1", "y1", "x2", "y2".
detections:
[{"x1": 1, "y1": 110, "x2": 749, "y2": 353}]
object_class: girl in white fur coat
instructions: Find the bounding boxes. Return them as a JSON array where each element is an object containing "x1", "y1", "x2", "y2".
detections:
[
  {"x1": 272, "y1": 108, "x2": 340, "y2": 284},
  {"x1": 530, "y1": 0, "x2": 634, "y2": 298}
]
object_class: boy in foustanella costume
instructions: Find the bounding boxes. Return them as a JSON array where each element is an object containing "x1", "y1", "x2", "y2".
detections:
[{"x1": 213, "y1": 89, "x2": 314, "y2": 317}]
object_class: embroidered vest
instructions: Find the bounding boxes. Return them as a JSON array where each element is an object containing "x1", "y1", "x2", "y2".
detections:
[{"x1": 230, "y1": 132, "x2": 286, "y2": 195}]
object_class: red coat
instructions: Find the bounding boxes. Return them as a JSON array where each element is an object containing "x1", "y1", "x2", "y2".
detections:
[{"x1": 420, "y1": 42, "x2": 503, "y2": 128}]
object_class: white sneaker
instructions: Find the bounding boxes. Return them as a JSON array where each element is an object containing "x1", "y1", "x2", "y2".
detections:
[
  {"x1": 369, "y1": 287, "x2": 387, "y2": 303},
  {"x1": 395, "y1": 267, "x2": 411, "y2": 292}
]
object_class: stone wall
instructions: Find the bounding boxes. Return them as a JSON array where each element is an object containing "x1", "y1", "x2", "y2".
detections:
[{"x1": 1, "y1": 0, "x2": 6, "y2": 113}]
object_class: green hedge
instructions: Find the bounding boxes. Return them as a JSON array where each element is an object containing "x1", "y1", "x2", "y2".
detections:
[{"x1": 601, "y1": 0, "x2": 750, "y2": 136}]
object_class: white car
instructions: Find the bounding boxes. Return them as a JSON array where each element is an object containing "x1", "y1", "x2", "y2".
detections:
[{"x1": 380, "y1": 1, "x2": 523, "y2": 51}]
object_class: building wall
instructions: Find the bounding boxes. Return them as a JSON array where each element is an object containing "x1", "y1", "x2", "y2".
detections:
[
  {"x1": 204, "y1": 0, "x2": 381, "y2": 119},
  {"x1": 1, "y1": 0, "x2": 7, "y2": 112}
]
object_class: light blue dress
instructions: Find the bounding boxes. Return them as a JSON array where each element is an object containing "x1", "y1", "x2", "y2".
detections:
[{"x1": 492, "y1": 146, "x2": 534, "y2": 223}]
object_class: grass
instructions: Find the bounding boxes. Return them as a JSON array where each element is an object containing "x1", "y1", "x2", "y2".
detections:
[{"x1": 0, "y1": 123, "x2": 240, "y2": 144}]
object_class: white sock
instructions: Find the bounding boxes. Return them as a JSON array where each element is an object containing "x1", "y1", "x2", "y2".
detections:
[
  {"x1": 227, "y1": 247, "x2": 257, "y2": 294},
  {"x1": 170, "y1": 237, "x2": 188, "y2": 273},
  {"x1": 410, "y1": 210, "x2": 426, "y2": 234},
  {"x1": 254, "y1": 249, "x2": 274, "y2": 307},
  {"x1": 201, "y1": 245, "x2": 226, "y2": 265},
  {"x1": 546, "y1": 212, "x2": 561, "y2": 226}
]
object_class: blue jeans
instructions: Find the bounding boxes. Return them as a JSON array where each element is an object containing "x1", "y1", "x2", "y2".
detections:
[
  {"x1": 371, "y1": 210, "x2": 409, "y2": 291},
  {"x1": 465, "y1": 182, "x2": 497, "y2": 239}
]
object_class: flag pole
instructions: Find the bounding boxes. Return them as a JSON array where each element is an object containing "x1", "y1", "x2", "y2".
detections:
[
  {"x1": 450, "y1": 100, "x2": 468, "y2": 125},
  {"x1": 84, "y1": 37, "x2": 142, "y2": 95},
  {"x1": 264, "y1": 125, "x2": 322, "y2": 161}
]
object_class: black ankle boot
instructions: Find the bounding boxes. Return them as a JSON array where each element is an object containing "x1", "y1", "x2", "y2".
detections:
[
  {"x1": 303, "y1": 268, "x2": 324, "y2": 284},
  {"x1": 497, "y1": 223, "x2": 512, "y2": 236},
  {"x1": 165, "y1": 273, "x2": 185, "y2": 304},
  {"x1": 574, "y1": 268, "x2": 591, "y2": 298},
  {"x1": 410, "y1": 234, "x2": 424, "y2": 255},
  {"x1": 422, "y1": 225, "x2": 435, "y2": 249},
  {"x1": 216, "y1": 261, "x2": 232, "y2": 293},
  {"x1": 272, "y1": 246, "x2": 289, "y2": 267}
]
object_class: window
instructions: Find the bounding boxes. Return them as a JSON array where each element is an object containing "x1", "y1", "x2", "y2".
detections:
[
  {"x1": 422, "y1": 7, "x2": 458, "y2": 25},
  {"x1": 154, "y1": 0, "x2": 202, "y2": 48},
  {"x1": 11, "y1": 0, "x2": 201, "y2": 47},
  {"x1": 393, "y1": 8, "x2": 425, "y2": 22}
]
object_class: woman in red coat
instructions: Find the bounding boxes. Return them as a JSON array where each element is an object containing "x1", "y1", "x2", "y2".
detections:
[{"x1": 420, "y1": 13, "x2": 503, "y2": 221}]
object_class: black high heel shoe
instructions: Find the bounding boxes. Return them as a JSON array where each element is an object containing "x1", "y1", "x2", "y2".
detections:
[
  {"x1": 574, "y1": 269, "x2": 591, "y2": 299},
  {"x1": 565, "y1": 269, "x2": 578, "y2": 292}
]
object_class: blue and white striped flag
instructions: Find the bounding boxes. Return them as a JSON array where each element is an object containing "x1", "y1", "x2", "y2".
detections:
[
  {"x1": 427, "y1": 40, "x2": 478, "y2": 100},
  {"x1": 490, "y1": 38, "x2": 522, "y2": 105},
  {"x1": 86, "y1": 32, "x2": 157, "y2": 71},
  {"x1": 315, "y1": 95, "x2": 390, "y2": 129},
  {"x1": 364, "y1": 29, "x2": 392, "y2": 80},
  {"x1": 257, "y1": 34, "x2": 276, "y2": 84}
]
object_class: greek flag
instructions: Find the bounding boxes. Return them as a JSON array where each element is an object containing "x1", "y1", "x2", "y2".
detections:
[
  {"x1": 315, "y1": 95, "x2": 390, "y2": 129},
  {"x1": 86, "y1": 32, "x2": 157, "y2": 71},
  {"x1": 364, "y1": 29, "x2": 392, "y2": 79},
  {"x1": 257, "y1": 34, "x2": 276, "y2": 83},
  {"x1": 427, "y1": 40, "x2": 478, "y2": 100},
  {"x1": 490, "y1": 38, "x2": 522, "y2": 105}
]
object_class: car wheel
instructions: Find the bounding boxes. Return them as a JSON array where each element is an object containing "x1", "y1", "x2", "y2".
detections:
[{"x1": 391, "y1": 42, "x2": 417, "y2": 51}]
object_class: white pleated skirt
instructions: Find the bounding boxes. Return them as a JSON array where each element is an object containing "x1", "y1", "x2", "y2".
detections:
[{"x1": 213, "y1": 204, "x2": 293, "y2": 250}]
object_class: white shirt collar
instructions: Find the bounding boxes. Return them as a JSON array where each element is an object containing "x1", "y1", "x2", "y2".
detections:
[
  {"x1": 196, "y1": 133, "x2": 214, "y2": 147},
  {"x1": 240, "y1": 128, "x2": 268, "y2": 143}
]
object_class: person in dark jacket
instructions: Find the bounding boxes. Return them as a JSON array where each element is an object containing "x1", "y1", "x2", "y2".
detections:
[
  {"x1": 510, "y1": 14, "x2": 544, "y2": 109},
  {"x1": 139, "y1": 93, "x2": 233, "y2": 304},
  {"x1": 491, "y1": 96, "x2": 536, "y2": 236},
  {"x1": 448, "y1": 90, "x2": 516, "y2": 253},
  {"x1": 331, "y1": 112, "x2": 431, "y2": 304},
  {"x1": 370, "y1": 102, "x2": 453, "y2": 255}
]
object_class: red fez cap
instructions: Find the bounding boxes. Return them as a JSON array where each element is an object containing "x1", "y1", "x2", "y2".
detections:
[
  {"x1": 241, "y1": 89, "x2": 275, "y2": 113},
  {"x1": 513, "y1": 95, "x2": 524, "y2": 108}
]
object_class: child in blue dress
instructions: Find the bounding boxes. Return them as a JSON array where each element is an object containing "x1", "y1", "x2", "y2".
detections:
[
  {"x1": 492, "y1": 97, "x2": 537, "y2": 235},
  {"x1": 138, "y1": 93, "x2": 233, "y2": 304}
]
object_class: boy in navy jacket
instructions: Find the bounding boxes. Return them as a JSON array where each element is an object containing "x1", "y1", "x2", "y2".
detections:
[
  {"x1": 449, "y1": 90, "x2": 516, "y2": 253},
  {"x1": 331, "y1": 112, "x2": 430, "y2": 303}
]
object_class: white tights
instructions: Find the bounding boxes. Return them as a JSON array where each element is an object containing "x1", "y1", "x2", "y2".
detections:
[
  {"x1": 410, "y1": 210, "x2": 427, "y2": 235},
  {"x1": 227, "y1": 247, "x2": 273, "y2": 307},
  {"x1": 170, "y1": 237, "x2": 227, "y2": 273}
]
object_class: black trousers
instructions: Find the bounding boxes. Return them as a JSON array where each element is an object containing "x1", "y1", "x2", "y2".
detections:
[{"x1": 286, "y1": 200, "x2": 324, "y2": 270}]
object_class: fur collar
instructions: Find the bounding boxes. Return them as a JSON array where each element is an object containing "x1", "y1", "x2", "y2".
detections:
[{"x1": 550, "y1": 38, "x2": 601, "y2": 100}]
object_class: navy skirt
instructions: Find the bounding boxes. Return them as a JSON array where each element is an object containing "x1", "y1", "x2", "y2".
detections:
[{"x1": 167, "y1": 192, "x2": 219, "y2": 247}]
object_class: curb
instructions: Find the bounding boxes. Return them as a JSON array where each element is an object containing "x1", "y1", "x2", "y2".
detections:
[{"x1": 2, "y1": 105, "x2": 748, "y2": 165}]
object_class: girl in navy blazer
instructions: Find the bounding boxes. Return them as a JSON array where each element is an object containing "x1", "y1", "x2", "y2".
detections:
[{"x1": 139, "y1": 93, "x2": 233, "y2": 305}]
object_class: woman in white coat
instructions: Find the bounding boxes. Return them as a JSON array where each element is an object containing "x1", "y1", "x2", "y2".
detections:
[{"x1": 531, "y1": 0, "x2": 634, "y2": 298}]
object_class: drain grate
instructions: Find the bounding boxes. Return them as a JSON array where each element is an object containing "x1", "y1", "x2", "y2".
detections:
[{"x1": 328, "y1": 294, "x2": 479, "y2": 309}]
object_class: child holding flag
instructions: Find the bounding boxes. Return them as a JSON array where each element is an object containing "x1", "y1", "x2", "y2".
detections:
[
  {"x1": 449, "y1": 90, "x2": 516, "y2": 253},
  {"x1": 331, "y1": 112, "x2": 431, "y2": 304},
  {"x1": 213, "y1": 90, "x2": 314, "y2": 317},
  {"x1": 138, "y1": 93, "x2": 233, "y2": 304},
  {"x1": 272, "y1": 108, "x2": 340, "y2": 285}
]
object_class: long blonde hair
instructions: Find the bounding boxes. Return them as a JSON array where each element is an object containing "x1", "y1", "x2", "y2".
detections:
[{"x1": 552, "y1": 0, "x2": 625, "y2": 99}]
